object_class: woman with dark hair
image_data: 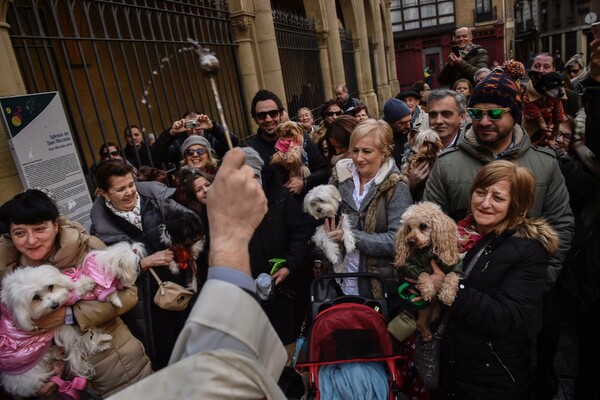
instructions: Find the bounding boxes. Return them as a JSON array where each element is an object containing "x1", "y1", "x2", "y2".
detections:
[
  {"x1": 350, "y1": 104, "x2": 370, "y2": 121},
  {"x1": 0, "y1": 189, "x2": 152, "y2": 397},
  {"x1": 182, "y1": 170, "x2": 214, "y2": 287},
  {"x1": 90, "y1": 160, "x2": 200, "y2": 370},
  {"x1": 324, "y1": 115, "x2": 359, "y2": 172},
  {"x1": 313, "y1": 99, "x2": 344, "y2": 143}
]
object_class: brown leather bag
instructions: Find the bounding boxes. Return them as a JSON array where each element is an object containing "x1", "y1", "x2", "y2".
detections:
[{"x1": 149, "y1": 268, "x2": 194, "y2": 311}]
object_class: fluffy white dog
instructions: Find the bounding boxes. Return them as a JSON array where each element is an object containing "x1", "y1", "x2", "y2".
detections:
[
  {"x1": 0, "y1": 265, "x2": 112, "y2": 397},
  {"x1": 304, "y1": 184, "x2": 355, "y2": 273},
  {"x1": 68, "y1": 241, "x2": 145, "y2": 307}
]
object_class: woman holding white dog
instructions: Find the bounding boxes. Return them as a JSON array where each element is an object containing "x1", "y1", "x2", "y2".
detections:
[
  {"x1": 0, "y1": 189, "x2": 152, "y2": 397},
  {"x1": 326, "y1": 119, "x2": 412, "y2": 305},
  {"x1": 418, "y1": 161, "x2": 559, "y2": 399}
]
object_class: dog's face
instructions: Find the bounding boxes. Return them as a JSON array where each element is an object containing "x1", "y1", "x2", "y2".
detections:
[
  {"x1": 304, "y1": 185, "x2": 342, "y2": 219},
  {"x1": 1, "y1": 265, "x2": 73, "y2": 331},
  {"x1": 529, "y1": 71, "x2": 565, "y2": 99},
  {"x1": 413, "y1": 129, "x2": 442, "y2": 157},
  {"x1": 275, "y1": 121, "x2": 304, "y2": 143},
  {"x1": 401, "y1": 215, "x2": 433, "y2": 250},
  {"x1": 399, "y1": 202, "x2": 447, "y2": 249},
  {"x1": 163, "y1": 212, "x2": 205, "y2": 248}
]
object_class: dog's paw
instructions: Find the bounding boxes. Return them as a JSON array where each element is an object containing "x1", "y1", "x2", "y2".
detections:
[
  {"x1": 416, "y1": 273, "x2": 436, "y2": 301},
  {"x1": 108, "y1": 293, "x2": 123, "y2": 308},
  {"x1": 169, "y1": 261, "x2": 180, "y2": 275},
  {"x1": 190, "y1": 240, "x2": 204, "y2": 259},
  {"x1": 94, "y1": 333, "x2": 113, "y2": 352},
  {"x1": 438, "y1": 273, "x2": 461, "y2": 306},
  {"x1": 76, "y1": 276, "x2": 96, "y2": 295},
  {"x1": 314, "y1": 229, "x2": 341, "y2": 265}
]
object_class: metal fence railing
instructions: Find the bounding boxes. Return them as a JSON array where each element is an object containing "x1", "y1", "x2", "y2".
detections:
[
  {"x1": 273, "y1": 9, "x2": 325, "y2": 121},
  {"x1": 339, "y1": 28, "x2": 359, "y2": 99},
  {"x1": 8, "y1": 0, "x2": 247, "y2": 184}
]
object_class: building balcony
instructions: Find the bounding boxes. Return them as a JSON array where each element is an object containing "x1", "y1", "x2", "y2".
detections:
[{"x1": 474, "y1": 6, "x2": 497, "y2": 24}]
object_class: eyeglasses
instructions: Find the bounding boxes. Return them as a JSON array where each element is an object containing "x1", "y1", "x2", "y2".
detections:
[
  {"x1": 467, "y1": 107, "x2": 511, "y2": 120},
  {"x1": 567, "y1": 68, "x2": 581, "y2": 75},
  {"x1": 104, "y1": 150, "x2": 120, "y2": 157},
  {"x1": 185, "y1": 148, "x2": 207, "y2": 157},
  {"x1": 556, "y1": 131, "x2": 572, "y2": 141},
  {"x1": 255, "y1": 109, "x2": 281, "y2": 120},
  {"x1": 326, "y1": 111, "x2": 344, "y2": 117}
]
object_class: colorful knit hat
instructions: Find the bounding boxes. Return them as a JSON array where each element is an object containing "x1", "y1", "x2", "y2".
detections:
[{"x1": 468, "y1": 60, "x2": 525, "y2": 122}]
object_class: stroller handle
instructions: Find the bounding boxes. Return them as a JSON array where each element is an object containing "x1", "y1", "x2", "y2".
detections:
[{"x1": 310, "y1": 272, "x2": 388, "y2": 299}]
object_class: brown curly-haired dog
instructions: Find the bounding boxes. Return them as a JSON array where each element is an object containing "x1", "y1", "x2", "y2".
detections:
[
  {"x1": 402, "y1": 129, "x2": 443, "y2": 176},
  {"x1": 394, "y1": 201, "x2": 462, "y2": 341},
  {"x1": 270, "y1": 121, "x2": 311, "y2": 179}
]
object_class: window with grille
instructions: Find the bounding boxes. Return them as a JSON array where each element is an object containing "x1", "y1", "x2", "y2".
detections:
[{"x1": 391, "y1": 0, "x2": 454, "y2": 32}]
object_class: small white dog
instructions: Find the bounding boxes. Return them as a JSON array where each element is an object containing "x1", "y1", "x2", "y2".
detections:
[
  {"x1": 304, "y1": 184, "x2": 355, "y2": 273},
  {"x1": 0, "y1": 265, "x2": 113, "y2": 397},
  {"x1": 69, "y1": 241, "x2": 145, "y2": 308}
]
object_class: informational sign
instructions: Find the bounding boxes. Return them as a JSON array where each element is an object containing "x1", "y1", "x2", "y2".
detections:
[{"x1": 0, "y1": 92, "x2": 93, "y2": 229}]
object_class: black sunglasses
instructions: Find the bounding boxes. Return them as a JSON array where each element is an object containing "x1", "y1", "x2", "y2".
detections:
[
  {"x1": 255, "y1": 109, "x2": 281, "y2": 120},
  {"x1": 467, "y1": 107, "x2": 510, "y2": 120},
  {"x1": 185, "y1": 148, "x2": 207, "y2": 157},
  {"x1": 104, "y1": 150, "x2": 120, "y2": 157},
  {"x1": 326, "y1": 111, "x2": 343, "y2": 117}
]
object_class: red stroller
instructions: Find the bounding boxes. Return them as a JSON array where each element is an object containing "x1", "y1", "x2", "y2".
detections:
[{"x1": 296, "y1": 272, "x2": 407, "y2": 400}]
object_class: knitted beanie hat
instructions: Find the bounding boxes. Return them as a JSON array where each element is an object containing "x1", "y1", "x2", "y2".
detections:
[
  {"x1": 468, "y1": 60, "x2": 525, "y2": 122},
  {"x1": 181, "y1": 135, "x2": 212, "y2": 156},
  {"x1": 383, "y1": 98, "x2": 411, "y2": 124},
  {"x1": 240, "y1": 146, "x2": 264, "y2": 179}
]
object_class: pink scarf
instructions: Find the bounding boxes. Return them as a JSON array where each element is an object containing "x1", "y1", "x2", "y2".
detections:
[
  {"x1": 457, "y1": 214, "x2": 482, "y2": 255},
  {"x1": 0, "y1": 303, "x2": 55, "y2": 375}
]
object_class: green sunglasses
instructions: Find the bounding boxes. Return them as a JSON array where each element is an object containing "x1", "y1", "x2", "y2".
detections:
[{"x1": 467, "y1": 107, "x2": 510, "y2": 120}]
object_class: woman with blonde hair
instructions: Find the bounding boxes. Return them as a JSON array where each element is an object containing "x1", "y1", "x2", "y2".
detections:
[{"x1": 325, "y1": 119, "x2": 412, "y2": 305}]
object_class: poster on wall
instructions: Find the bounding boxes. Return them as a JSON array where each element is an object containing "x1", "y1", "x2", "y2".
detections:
[{"x1": 0, "y1": 92, "x2": 93, "y2": 229}]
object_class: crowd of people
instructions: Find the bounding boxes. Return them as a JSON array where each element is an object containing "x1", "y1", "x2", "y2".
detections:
[{"x1": 0, "y1": 25, "x2": 598, "y2": 400}]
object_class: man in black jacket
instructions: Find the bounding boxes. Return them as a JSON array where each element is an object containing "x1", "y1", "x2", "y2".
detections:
[
  {"x1": 123, "y1": 125, "x2": 154, "y2": 168},
  {"x1": 241, "y1": 89, "x2": 328, "y2": 200},
  {"x1": 334, "y1": 84, "x2": 362, "y2": 112},
  {"x1": 438, "y1": 27, "x2": 489, "y2": 87}
]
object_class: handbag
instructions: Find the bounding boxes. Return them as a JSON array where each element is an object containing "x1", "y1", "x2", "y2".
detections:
[
  {"x1": 149, "y1": 268, "x2": 194, "y2": 311},
  {"x1": 414, "y1": 237, "x2": 492, "y2": 389}
]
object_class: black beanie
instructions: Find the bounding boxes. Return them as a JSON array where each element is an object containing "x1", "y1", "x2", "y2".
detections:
[{"x1": 468, "y1": 60, "x2": 525, "y2": 122}]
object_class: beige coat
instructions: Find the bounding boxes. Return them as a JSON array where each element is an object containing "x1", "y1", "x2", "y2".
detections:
[
  {"x1": 108, "y1": 279, "x2": 287, "y2": 399},
  {"x1": 0, "y1": 216, "x2": 152, "y2": 396}
]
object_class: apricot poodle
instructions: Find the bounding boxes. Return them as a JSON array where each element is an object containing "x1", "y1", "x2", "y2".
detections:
[{"x1": 394, "y1": 201, "x2": 462, "y2": 341}]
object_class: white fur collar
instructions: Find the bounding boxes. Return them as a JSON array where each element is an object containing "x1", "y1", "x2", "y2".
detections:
[{"x1": 335, "y1": 158, "x2": 396, "y2": 185}]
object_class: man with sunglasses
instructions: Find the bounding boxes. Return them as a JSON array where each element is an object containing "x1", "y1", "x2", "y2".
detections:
[
  {"x1": 424, "y1": 63, "x2": 574, "y2": 301},
  {"x1": 241, "y1": 89, "x2": 327, "y2": 199}
]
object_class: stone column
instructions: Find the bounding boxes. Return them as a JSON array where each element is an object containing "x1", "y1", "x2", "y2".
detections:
[
  {"x1": 352, "y1": 0, "x2": 378, "y2": 115},
  {"x1": 382, "y1": 0, "x2": 399, "y2": 96},
  {"x1": 230, "y1": 10, "x2": 259, "y2": 132},
  {"x1": 317, "y1": 31, "x2": 333, "y2": 100},
  {"x1": 324, "y1": 0, "x2": 345, "y2": 90},
  {"x1": 0, "y1": 0, "x2": 25, "y2": 203},
  {"x1": 252, "y1": 0, "x2": 286, "y2": 104}
]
